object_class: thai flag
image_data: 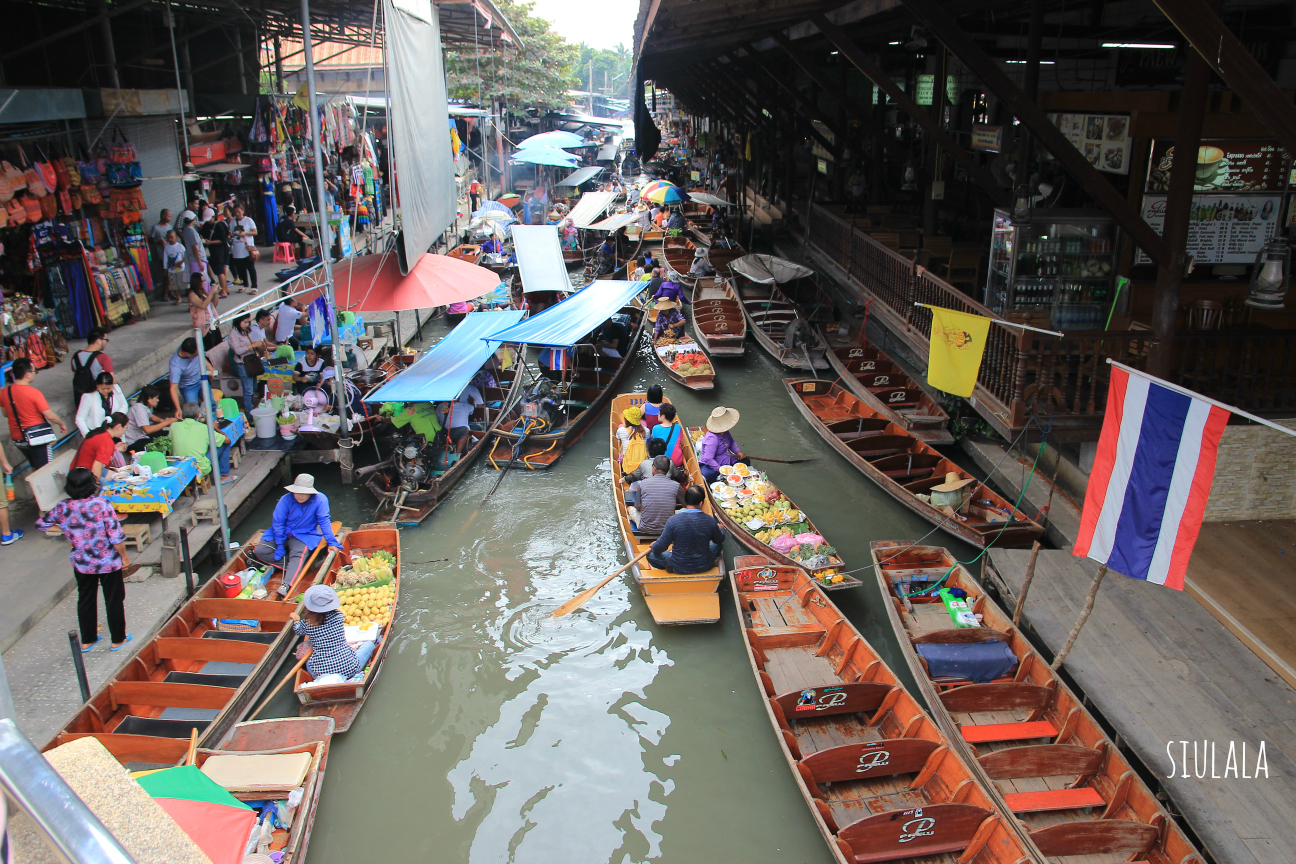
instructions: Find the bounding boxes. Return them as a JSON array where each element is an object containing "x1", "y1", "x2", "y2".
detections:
[
  {"x1": 540, "y1": 347, "x2": 569, "y2": 370},
  {"x1": 1073, "y1": 364, "x2": 1230, "y2": 590}
]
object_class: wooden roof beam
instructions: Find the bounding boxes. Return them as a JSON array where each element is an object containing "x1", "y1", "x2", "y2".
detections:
[{"x1": 725, "y1": 50, "x2": 843, "y2": 140}]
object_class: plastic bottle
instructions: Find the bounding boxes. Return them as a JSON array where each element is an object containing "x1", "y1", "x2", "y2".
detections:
[
  {"x1": 937, "y1": 588, "x2": 980, "y2": 628},
  {"x1": 3, "y1": 474, "x2": 12, "y2": 502}
]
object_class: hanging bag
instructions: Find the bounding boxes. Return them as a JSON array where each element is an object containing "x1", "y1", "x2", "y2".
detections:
[
  {"x1": 35, "y1": 147, "x2": 58, "y2": 192},
  {"x1": 0, "y1": 173, "x2": 11, "y2": 203},
  {"x1": 107, "y1": 128, "x2": 137, "y2": 163},
  {"x1": 19, "y1": 148, "x2": 46, "y2": 198},
  {"x1": 21, "y1": 194, "x2": 43, "y2": 223},
  {"x1": 5, "y1": 198, "x2": 25, "y2": 225},
  {"x1": 0, "y1": 159, "x2": 25, "y2": 193},
  {"x1": 7, "y1": 386, "x2": 57, "y2": 448}
]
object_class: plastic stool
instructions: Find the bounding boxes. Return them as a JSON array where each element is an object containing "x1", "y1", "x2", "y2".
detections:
[{"x1": 274, "y1": 243, "x2": 296, "y2": 263}]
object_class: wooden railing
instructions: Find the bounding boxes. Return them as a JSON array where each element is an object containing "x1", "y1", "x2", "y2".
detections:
[{"x1": 1171, "y1": 329, "x2": 1296, "y2": 414}]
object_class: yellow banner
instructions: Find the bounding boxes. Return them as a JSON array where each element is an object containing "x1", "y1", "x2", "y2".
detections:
[{"x1": 925, "y1": 305, "x2": 991, "y2": 397}]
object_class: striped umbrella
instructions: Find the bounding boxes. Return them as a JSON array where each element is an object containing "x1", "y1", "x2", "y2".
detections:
[{"x1": 641, "y1": 181, "x2": 686, "y2": 205}]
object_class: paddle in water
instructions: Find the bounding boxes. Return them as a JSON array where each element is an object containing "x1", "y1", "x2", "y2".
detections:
[{"x1": 551, "y1": 549, "x2": 652, "y2": 618}]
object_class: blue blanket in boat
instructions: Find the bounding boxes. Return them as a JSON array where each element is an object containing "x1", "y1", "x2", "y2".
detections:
[{"x1": 915, "y1": 640, "x2": 1018, "y2": 683}]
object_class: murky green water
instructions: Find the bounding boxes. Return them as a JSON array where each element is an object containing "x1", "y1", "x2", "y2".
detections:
[{"x1": 246, "y1": 316, "x2": 978, "y2": 863}]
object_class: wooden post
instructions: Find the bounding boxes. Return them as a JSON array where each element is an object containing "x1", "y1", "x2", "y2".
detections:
[
  {"x1": 1012, "y1": 446, "x2": 1061, "y2": 625},
  {"x1": 1051, "y1": 564, "x2": 1107, "y2": 669}
]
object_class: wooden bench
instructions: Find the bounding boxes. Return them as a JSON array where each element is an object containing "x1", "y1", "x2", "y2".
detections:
[
  {"x1": 1028, "y1": 819, "x2": 1160, "y2": 859},
  {"x1": 121, "y1": 522, "x2": 152, "y2": 553},
  {"x1": 801, "y1": 737, "x2": 941, "y2": 783},
  {"x1": 978, "y1": 744, "x2": 1107, "y2": 813},
  {"x1": 836, "y1": 802, "x2": 994, "y2": 864}
]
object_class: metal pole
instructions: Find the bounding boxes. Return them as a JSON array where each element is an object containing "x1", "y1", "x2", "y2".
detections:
[
  {"x1": 180, "y1": 527, "x2": 195, "y2": 596},
  {"x1": 97, "y1": 0, "x2": 120, "y2": 88},
  {"x1": 165, "y1": 0, "x2": 191, "y2": 205},
  {"x1": 197, "y1": 325, "x2": 233, "y2": 560},
  {"x1": 0, "y1": 655, "x2": 16, "y2": 722},
  {"x1": 68, "y1": 631, "x2": 91, "y2": 703}
]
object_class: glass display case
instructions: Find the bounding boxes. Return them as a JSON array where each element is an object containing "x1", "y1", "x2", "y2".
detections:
[{"x1": 986, "y1": 209, "x2": 1119, "y2": 329}]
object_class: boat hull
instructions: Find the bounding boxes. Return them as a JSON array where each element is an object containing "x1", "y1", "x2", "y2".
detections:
[
  {"x1": 735, "y1": 277, "x2": 829, "y2": 370},
  {"x1": 689, "y1": 277, "x2": 746, "y2": 356}
]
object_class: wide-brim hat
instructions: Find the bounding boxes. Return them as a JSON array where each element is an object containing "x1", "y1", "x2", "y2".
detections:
[
  {"x1": 706, "y1": 406, "x2": 740, "y2": 432},
  {"x1": 655, "y1": 299, "x2": 678, "y2": 310},
  {"x1": 932, "y1": 471, "x2": 976, "y2": 492},
  {"x1": 285, "y1": 473, "x2": 318, "y2": 495},
  {"x1": 693, "y1": 247, "x2": 709, "y2": 258},
  {"x1": 303, "y1": 584, "x2": 340, "y2": 613}
]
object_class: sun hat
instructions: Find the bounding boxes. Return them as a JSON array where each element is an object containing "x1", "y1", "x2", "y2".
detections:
[
  {"x1": 655, "y1": 298, "x2": 678, "y2": 310},
  {"x1": 180, "y1": 209, "x2": 196, "y2": 222},
  {"x1": 706, "y1": 406, "x2": 740, "y2": 433},
  {"x1": 303, "y1": 584, "x2": 340, "y2": 613},
  {"x1": 932, "y1": 472, "x2": 976, "y2": 492},
  {"x1": 623, "y1": 405, "x2": 644, "y2": 425},
  {"x1": 693, "y1": 247, "x2": 709, "y2": 258},
  {"x1": 285, "y1": 473, "x2": 318, "y2": 495}
]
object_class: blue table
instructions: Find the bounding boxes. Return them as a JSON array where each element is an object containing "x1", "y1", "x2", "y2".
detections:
[{"x1": 101, "y1": 457, "x2": 201, "y2": 516}]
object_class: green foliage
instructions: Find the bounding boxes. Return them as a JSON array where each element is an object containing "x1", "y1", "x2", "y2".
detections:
[
  {"x1": 575, "y1": 42, "x2": 632, "y2": 100},
  {"x1": 444, "y1": 0, "x2": 579, "y2": 109}
]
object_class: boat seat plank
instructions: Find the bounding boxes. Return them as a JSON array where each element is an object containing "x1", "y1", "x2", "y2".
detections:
[
  {"x1": 772, "y1": 681, "x2": 893, "y2": 719},
  {"x1": 802, "y1": 738, "x2": 940, "y2": 783},
  {"x1": 1028, "y1": 819, "x2": 1160, "y2": 858},
  {"x1": 837, "y1": 802, "x2": 993, "y2": 864},
  {"x1": 762, "y1": 647, "x2": 838, "y2": 693},
  {"x1": 52, "y1": 732, "x2": 190, "y2": 765},
  {"x1": 1004, "y1": 786, "x2": 1106, "y2": 813},
  {"x1": 977, "y1": 743, "x2": 1106, "y2": 779},
  {"x1": 157, "y1": 637, "x2": 271, "y2": 665},
  {"x1": 939, "y1": 682, "x2": 1054, "y2": 713},
  {"x1": 960, "y1": 720, "x2": 1059, "y2": 744},
  {"x1": 109, "y1": 681, "x2": 237, "y2": 711},
  {"x1": 201, "y1": 631, "x2": 280, "y2": 644},
  {"x1": 751, "y1": 625, "x2": 825, "y2": 649},
  {"x1": 192, "y1": 598, "x2": 297, "y2": 623},
  {"x1": 911, "y1": 628, "x2": 1012, "y2": 645},
  {"x1": 111, "y1": 715, "x2": 211, "y2": 739}
]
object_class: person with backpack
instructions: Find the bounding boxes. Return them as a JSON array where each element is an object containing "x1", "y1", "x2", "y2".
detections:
[
  {"x1": 71, "y1": 329, "x2": 113, "y2": 408},
  {"x1": 616, "y1": 406, "x2": 648, "y2": 466}
]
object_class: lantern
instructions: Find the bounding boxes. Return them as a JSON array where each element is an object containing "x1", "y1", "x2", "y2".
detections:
[{"x1": 1245, "y1": 238, "x2": 1291, "y2": 310}]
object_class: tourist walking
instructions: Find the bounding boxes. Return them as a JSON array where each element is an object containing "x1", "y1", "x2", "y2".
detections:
[
  {"x1": 1, "y1": 358, "x2": 67, "y2": 471},
  {"x1": 228, "y1": 202, "x2": 259, "y2": 294}
]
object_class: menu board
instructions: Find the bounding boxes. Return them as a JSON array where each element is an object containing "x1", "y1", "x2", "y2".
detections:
[
  {"x1": 1045, "y1": 113, "x2": 1131, "y2": 175},
  {"x1": 1137, "y1": 194, "x2": 1282, "y2": 265},
  {"x1": 1145, "y1": 139, "x2": 1289, "y2": 193}
]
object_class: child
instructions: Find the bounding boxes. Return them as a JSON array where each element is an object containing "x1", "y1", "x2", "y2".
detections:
[{"x1": 163, "y1": 230, "x2": 186, "y2": 304}]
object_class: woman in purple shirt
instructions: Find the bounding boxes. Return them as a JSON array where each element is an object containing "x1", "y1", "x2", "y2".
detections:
[
  {"x1": 651, "y1": 279, "x2": 686, "y2": 305},
  {"x1": 696, "y1": 406, "x2": 748, "y2": 483},
  {"x1": 653, "y1": 299, "x2": 687, "y2": 341}
]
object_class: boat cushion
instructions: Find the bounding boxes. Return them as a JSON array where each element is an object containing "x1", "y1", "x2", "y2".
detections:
[
  {"x1": 915, "y1": 641, "x2": 1018, "y2": 684},
  {"x1": 1005, "y1": 786, "x2": 1105, "y2": 813},
  {"x1": 201, "y1": 752, "x2": 313, "y2": 792},
  {"x1": 202, "y1": 631, "x2": 279, "y2": 644}
]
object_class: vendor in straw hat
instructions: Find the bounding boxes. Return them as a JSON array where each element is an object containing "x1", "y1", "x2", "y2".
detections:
[
  {"x1": 688, "y1": 246, "x2": 715, "y2": 278},
  {"x1": 289, "y1": 585, "x2": 377, "y2": 683},
  {"x1": 253, "y1": 473, "x2": 344, "y2": 593},
  {"x1": 696, "y1": 406, "x2": 747, "y2": 483},
  {"x1": 650, "y1": 273, "x2": 687, "y2": 305},
  {"x1": 930, "y1": 472, "x2": 977, "y2": 511},
  {"x1": 652, "y1": 298, "x2": 687, "y2": 341}
]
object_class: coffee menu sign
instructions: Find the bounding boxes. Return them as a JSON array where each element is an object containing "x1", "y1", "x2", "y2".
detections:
[{"x1": 1144, "y1": 139, "x2": 1289, "y2": 193}]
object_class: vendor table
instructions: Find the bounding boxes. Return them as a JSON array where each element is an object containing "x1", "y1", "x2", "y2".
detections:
[
  {"x1": 223, "y1": 413, "x2": 247, "y2": 445},
  {"x1": 101, "y1": 457, "x2": 201, "y2": 516}
]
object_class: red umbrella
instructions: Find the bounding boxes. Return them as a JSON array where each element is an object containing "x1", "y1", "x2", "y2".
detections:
[{"x1": 330, "y1": 251, "x2": 503, "y2": 312}]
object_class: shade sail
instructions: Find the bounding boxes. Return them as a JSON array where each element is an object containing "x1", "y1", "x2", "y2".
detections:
[
  {"x1": 518, "y1": 130, "x2": 591, "y2": 149},
  {"x1": 597, "y1": 144, "x2": 618, "y2": 161},
  {"x1": 555, "y1": 165, "x2": 605, "y2": 187},
  {"x1": 472, "y1": 201, "x2": 515, "y2": 218},
  {"x1": 730, "y1": 253, "x2": 815, "y2": 284},
  {"x1": 332, "y1": 250, "x2": 503, "y2": 311},
  {"x1": 483, "y1": 281, "x2": 643, "y2": 347},
  {"x1": 365, "y1": 309, "x2": 525, "y2": 403},
  {"x1": 510, "y1": 145, "x2": 578, "y2": 167},
  {"x1": 689, "y1": 192, "x2": 731, "y2": 207},
  {"x1": 567, "y1": 191, "x2": 619, "y2": 228},
  {"x1": 511, "y1": 225, "x2": 574, "y2": 294},
  {"x1": 588, "y1": 209, "x2": 649, "y2": 232}
]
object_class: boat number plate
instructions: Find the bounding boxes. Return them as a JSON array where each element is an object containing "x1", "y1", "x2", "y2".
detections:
[{"x1": 752, "y1": 568, "x2": 779, "y2": 591}]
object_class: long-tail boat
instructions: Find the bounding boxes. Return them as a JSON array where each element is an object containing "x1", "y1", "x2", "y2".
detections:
[
  {"x1": 734, "y1": 277, "x2": 828, "y2": 370},
  {"x1": 610, "y1": 394, "x2": 723, "y2": 625},
  {"x1": 663, "y1": 235, "x2": 744, "y2": 278},
  {"x1": 870, "y1": 541, "x2": 1205, "y2": 864},
  {"x1": 731, "y1": 559, "x2": 1041, "y2": 864},
  {"x1": 787, "y1": 380, "x2": 1044, "y2": 549},
  {"x1": 44, "y1": 532, "x2": 339, "y2": 753},
  {"x1": 818, "y1": 322, "x2": 953, "y2": 445},
  {"x1": 689, "y1": 276, "x2": 746, "y2": 356},
  {"x1": 293, "y1": 523, "x2": 400, "y2": 732}
]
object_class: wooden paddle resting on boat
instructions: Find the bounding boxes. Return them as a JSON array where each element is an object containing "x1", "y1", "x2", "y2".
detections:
[
  {"x1": 819, "y1": 323, "x2": 953, "y2": 445},
  {"x1": 293, "y1": 524, "x2": 401, "y2": 732},
  {"x1": 869, "y1": 542, "x2": 1205, "y2": 864},
  {"x1": 730, "y1": 560, "x2": 1039, "y2": 864},
  {"x1": 610, "y1": 394, "x2": 722, "y2": 625},
  {"x1": 786, "y1": 380, "x2": 1044, "y2": 549},
  {"x1": 44, "y1": 531, "x2": 339, "y2": 754},
  {"x1": 689, "y1": 276, "x2": 746, "y2": 356}
]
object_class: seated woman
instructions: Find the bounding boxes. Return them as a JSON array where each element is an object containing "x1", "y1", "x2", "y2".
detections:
[
  {"x1": 651, "y1": 403, "x2": 685, "y2": 466},
  {"x1": 642, "y1": 384, "x2": 667, "y2": 430},
  {"x1": 71, "y1": 413, "x2": 128, "y2": 481},
  {"x1": 75, "y1": 373, "x2": 128, "y2": 438},
  {"x1": 290, "y1": 584, "x2": 377, "y2": 684},
  {"x1": 651, "y1": 278, "x2": 687, "y2": 306},
  {"x1": 293, "y1": 346, "x2": 329, "y2": 394},
  {"x1": 616, "y1": 405, "x2": 647, "y2": 462},
  {"x1": 653, "y1": 300, "x2": 686, "y2": 342},
  {"x1": 122, "y1": 384, "x2": 178, "y2": 454}
]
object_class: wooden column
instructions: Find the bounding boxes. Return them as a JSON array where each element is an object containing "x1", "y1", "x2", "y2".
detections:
[
  {"x1": 925, "y1": 48, "x2": 949, "y2": 235},
  {"x1": 97, "y1": 0, "x2": 120, "y2": 88}
]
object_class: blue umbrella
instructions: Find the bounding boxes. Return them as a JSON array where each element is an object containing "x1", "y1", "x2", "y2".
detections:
[
  {"x1": 472, "y1": 201, "x2": 515, "y2": 219},
  {"x1": 511, "y1": 145, "x2": 580, "y2": 167},
  {"x1": 518, "y1": 130, "x2": 593, "y2": 150}
]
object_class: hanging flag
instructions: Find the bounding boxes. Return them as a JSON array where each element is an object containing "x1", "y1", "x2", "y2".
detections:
[
  {"x1": 1073, "y1": 364, "x2": 1231, "y2": 590},
  {"x1": 292, "y1": 82, "x2": 311, "y2": 111},
  {"x1": 923, "y1": 304, "x2": 991, "y2": 397}
]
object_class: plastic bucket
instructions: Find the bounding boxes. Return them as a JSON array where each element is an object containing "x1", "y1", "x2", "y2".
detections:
[
  {"x1": 219, "y1": 572, "x2": 242, "y2": 598},
  {"x1": 252, "y1": 406, "x2": 278, "y2": 439}
]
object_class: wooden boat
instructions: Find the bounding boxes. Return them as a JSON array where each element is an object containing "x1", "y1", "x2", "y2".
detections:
[
  {"x1": 734, "y1": 277, "x2": 829, "y2": 370},
  {"x1": 689, "y1": 276, "x2": 746, "y2": 356},
  {"x1": 649, "y1": 326, "x2": 715, "y2": 390},
  {"x1": 819, "y1": 322, "x2": 953, "y2": 445},
  {"x1": 293, "y1": 523, "x2": 401, "y2": 732},
  {"x1": 447, "y1": 244, "x2": 483, "y2": 265},
  {"x1": 610, "y1": 394, "x2": 723, "y2": 625},
  {"x1": 687, "y1": 427, "x2": 858, "y2": 590},
  {"x1": 663, "y1": 236, "x2": 745, "y2": 278},
  {"x1": 487, "y1": 305, "x2": 646, "y2": 468},
  {"x1": 730, "y1": 559, "x2": 1039, "y2": 864},
  {"x1": 786, "y1": 380, "x2": 1045, "y2": 549},
  {"x1": 44, "y1": 532, "x2": 339, "y2": 753},
  {"x1": 870, "y1": 542, "x2": 1205, "y2": 864}
]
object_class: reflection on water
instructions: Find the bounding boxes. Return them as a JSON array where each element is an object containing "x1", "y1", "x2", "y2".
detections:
[{"x1": 244, "y1": 318, "x2": 977, "y2": 864}]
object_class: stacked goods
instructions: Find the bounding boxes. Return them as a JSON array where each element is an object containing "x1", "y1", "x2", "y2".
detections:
[
  {"x1": 337, "y1": 582, "x2": 395, "y2": 628},
  {"x1": 656, "y1": 338, "x2": 713, "y2": 377},
  {"x1": 336, "y1": 549, "x2": 396, "y2": 588}
]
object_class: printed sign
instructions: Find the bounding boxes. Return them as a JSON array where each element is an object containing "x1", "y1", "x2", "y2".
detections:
[
  {"x1": 1045, "y1": 113, "x2": 1131, "y2": 175},
  {"x1": 971, "y1": 125, "x2": 1004, "y2": 152},
  {"x1": 1145, "y1": 139, "x2": 1290, "y2": 193},
  {"x1": 794, "y1": 687, "x2": 847, "y2": 712},
  {"x1": 1137, "y1": 193, "x2": 1282, "y2": 265}
]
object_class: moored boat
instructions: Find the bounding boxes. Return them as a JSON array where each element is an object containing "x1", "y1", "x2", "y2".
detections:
[
  {"x1": 730, "y1": 559, "x2": 1040, "y2": 864},
  {"x1": 734, "y1": 278, "x2": 828, "y2": 370},
  {"x1": 689, "y1": 277, "x2": 746, "y2": 356},
  {"x1": 647, "y1": 302, "x2": 715, "y2": 390},
  {"x1": 870, "y1": 541, "x2": 1204, "y2": 864},
  {"x1": 610, "y1": 394, "x2": 723, "y2": 625},
  {"x1": 819, "y1": 322, "x2": 953, "y2": 445},
  {"x1": 786, "y1": 379, "x2": 1044, "y2": 549},
  {"x1": 293, "y1": 523, "x2": 401, "y2": 732}
]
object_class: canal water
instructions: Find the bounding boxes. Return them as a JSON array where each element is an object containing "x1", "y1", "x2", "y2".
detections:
[{"x1": 246, "y1": 315, "x2": 980, "y2": 863}]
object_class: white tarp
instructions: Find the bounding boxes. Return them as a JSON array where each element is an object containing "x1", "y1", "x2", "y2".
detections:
[
  {"x1": 385, "y1": 0, "x2": 457, "y2": 274},
  {"x1": 588, "y1": 210, "x2": 649, "y2": 232},
  {"x1": 511, "y1": 225, "x2": 573, "y2": 293},
  {"x1": 730, "y1": 254, "x2": 815, "y2": 284},
  {"x1": 567, "y1": 191, "x2": 618, "y2": 229},
  {"x1": 556, "y1": 165, "x2": 605, "y2": 187},
  {"x1": 689, "y1": 192, "x2": 731, "y2": 208}
]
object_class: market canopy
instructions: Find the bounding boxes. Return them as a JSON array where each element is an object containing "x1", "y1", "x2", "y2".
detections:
[
  {"x1": 689, "y1": 192, "x2": 731, "y2": 208},
  {"x1": 730, "y1": 253, "x2": 815, "y2": 285},
  {"x1": 518, "y1": 130, "x2": 593, "y2": 149},
  {"x1": 587, "y1": 210, "x2": 649, "y2": 232},
  {"x1": 482, "y1": 281, "x2": 643, "y2": 347},
  {"x1": 331, "y1": 250, "x2": 503, "y2": 311},
  {"x1": 596, "y1": 144, "x2": 618, "y2": 161},
  {"x1": 555, "y1": 166, "x2": 605, "y2": 187},
  {"x1": 567, "y1": 191, "x2": 619, "y2": 228},
  {"x1": 365, "y1": 309, "x2": 525, "y2": 403},
  {"x1": 511, "y1": 225, "x2": 574, "y2": 293},
  {"x1": 472, "y1": 201, "x2": 515, "y2": 219},
  {"x1": 510, "y1": 145, "x2": 579, "y2": 167}
]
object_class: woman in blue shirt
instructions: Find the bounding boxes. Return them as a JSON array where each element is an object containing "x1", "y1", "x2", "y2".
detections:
[
  {"x1": 252, "y1": 473, "x2": 343, "y2": 592},
  {"x1": 651, "y1": 403, "x2": 684, "y2": 465}
]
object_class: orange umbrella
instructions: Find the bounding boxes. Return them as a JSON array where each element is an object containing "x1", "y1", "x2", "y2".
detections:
[{"x1": 329, "y1": 251, "x2": 503, "y2": 312}]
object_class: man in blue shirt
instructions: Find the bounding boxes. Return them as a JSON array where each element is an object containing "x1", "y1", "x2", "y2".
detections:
[
  {"x1": 647, "y1": 485, "x2": 725, "y2": 574},
  {"x1": 168, "y1": 337, "x2": 214, "y2": 419},
  {"x1": 253, "y1": 473, "x2": 344, "y2": 593}
]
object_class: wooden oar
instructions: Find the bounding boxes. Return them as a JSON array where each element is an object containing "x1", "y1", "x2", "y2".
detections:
[
  {"x1": 252, "y1": 650, "x2": 311, "y2": 718},
  {"x1": 748, "y1": 455, "x2": 818, "y2": 464},
  {"x1": 551, "y1": 549, "x2": 652, "y2": 618},
  {"x1": 184, "y1": 729, "x2": 198, "y2": 766}
]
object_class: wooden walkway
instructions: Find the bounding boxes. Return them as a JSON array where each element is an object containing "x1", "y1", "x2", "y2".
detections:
[{"x1": 986, "y1": 548, "x2": 1296, "y2": 864}]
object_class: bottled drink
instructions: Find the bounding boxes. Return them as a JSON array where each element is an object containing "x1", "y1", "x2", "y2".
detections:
[{"x1": 4, "y1": 474, "x2": 12, "y2": 502}]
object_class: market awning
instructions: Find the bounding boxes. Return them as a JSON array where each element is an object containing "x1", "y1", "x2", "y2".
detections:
[
  {"x1": 555, "y1": 166, "x2": 605, "y2": 187},
  {"x1": 510, "y1": 145, "x2": 579, "y2": 167},
  {"x1": 331, "y1": 250, "x2": 502, "y2": 311},
  {"x1": 567, "y1": 191, "x2": 619, "y2": 228},
  {"x1": 483, "y1": 281, "x2": 643, "y2": 347},
  {"x1": 518, "y1": 130, "x2": 593, "y2": 149},
  {"x1": 364, "y1": 309, "x2": 525, "y2": 403},
  {"x1": 587, "y1": 210, "x2": 649, "y2": 232},
  {"x1": 729, "y1": 253, "x2": 815, "y2": 284},
  {"x1": 689, "y1": 192, "x2": 731, "y2": 208},
  {"x1": 596, "y1": 144, "x2": 618, "y2": 161},
  {"x1": 511, "y1": 225, "x2": 573, "y2": 294}
]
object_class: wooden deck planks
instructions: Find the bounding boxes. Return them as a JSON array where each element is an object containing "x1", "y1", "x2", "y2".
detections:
[{"x1": 988, "y1": 548, "x2": 1296, "y2": 864}]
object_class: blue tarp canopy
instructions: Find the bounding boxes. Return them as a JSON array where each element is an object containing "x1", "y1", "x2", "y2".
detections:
[
  {"x1": 482, "y1": 281, "x2": 643, "y2": 348},
  {"x1": 364, "y1": 309, "x2": 525, "y2": 403}
]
